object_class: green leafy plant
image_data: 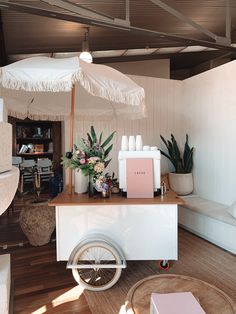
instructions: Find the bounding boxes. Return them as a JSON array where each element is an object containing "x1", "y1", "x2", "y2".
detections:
[
  {"x1": 62, "y1": 126, "x2": 116, "y2": 177},
  {"x1": 160, "y1": 134, "x2": 193, "y2": 173}
]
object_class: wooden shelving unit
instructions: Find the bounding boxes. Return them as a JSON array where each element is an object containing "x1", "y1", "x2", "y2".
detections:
[
  {"x1": 17, "y1": 152, "x2": 53, "y2": 157},
  {"x1": 9, "y1": 117, "x2": 62, "y2": 171},
  {"x1": 16, "y1": 138, "x2": 53, "y2": 141}
]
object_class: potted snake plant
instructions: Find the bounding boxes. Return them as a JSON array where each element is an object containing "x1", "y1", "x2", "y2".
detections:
[{"x1": 160, "y1": 134, "x2": 194, "y2": 195}]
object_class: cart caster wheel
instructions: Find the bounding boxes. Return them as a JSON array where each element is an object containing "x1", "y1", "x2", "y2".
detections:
[{"x1": 159, "y1": 260, "x2": 170, "y2": 271}]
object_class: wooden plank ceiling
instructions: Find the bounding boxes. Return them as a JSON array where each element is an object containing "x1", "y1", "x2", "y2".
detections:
[{"x1": 0, "y1": 0, "x2": 236, "y2": 70}]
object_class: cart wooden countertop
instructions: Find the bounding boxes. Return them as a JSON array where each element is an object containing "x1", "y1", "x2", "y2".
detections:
[{"x1": 49, "y1": 190, "x2": 184, "y2": 206}]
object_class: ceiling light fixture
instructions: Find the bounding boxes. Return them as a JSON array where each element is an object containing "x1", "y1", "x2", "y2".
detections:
[{"x1": 79, "y1": 27, "x2": 93, "y2": 63}]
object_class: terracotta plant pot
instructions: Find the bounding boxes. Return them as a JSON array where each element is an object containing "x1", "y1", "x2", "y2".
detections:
[
  {"x1": 19, "y1": 205, "x2": 55, "y2": 246},
  {"x1": 168, "y1": 173, "x2": 193, "y2": 196}
]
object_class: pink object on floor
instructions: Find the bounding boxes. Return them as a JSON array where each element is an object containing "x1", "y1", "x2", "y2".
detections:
[
  {"x1": 150, "y1": 292, "x2": 206, "y2": 314},
  {"x1": 126, "y1": 158, "x2": 154, "y2": 198}
]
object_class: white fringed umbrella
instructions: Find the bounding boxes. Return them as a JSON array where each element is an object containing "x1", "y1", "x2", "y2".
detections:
[
  {"x1": 0, "y1": 56, "x2": 145, "y2": 119},
  {"x1": 0, "y1": 56, "x2": 145, "y2": 192}
]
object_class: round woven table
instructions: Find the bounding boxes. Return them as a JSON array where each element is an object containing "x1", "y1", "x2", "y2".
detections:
[{"x1": 125, "y1": 274, "x2": 236, "y2": 314}]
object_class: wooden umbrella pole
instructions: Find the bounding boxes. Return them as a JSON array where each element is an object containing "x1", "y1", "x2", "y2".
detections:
[{"x1": 68, "y1": 84, "x2": 75, "y2": 194}]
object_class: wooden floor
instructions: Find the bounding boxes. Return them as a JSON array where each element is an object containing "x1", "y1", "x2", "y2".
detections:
[{"x1": 0, "y1": 195, "x2": 236, "y2": 313}]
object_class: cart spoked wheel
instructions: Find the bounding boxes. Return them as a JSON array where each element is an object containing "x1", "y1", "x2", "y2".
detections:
[
  {"x1": 71, "y1": 241, "x2": 122, "y2": 291},
  {"x1": 159, "y1": 260, "x2": 170, "y2": 271}
]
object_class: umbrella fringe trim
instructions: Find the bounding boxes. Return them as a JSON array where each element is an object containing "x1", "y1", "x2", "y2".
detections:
[
  {"x1": 74, "y1": 71, "x2": 145, "y2": 107},
  {"x1": 7, "y1": 108, "x2": 69, "y2": 121},
  {"x1": 7, "y1": 107, "x2": 146, "y2": 121},
  {"x1": 7, "y1": 109, "x2": 28, "y2": 120},
  {"x1": 27, "y1": 113, "x2": 69, "y2": 121},
  {"x1": 0, "y1": 76, "x2": 73, "y2": 92}
]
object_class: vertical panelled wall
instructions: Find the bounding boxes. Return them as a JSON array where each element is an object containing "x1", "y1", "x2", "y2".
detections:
[
  {"x1": 63, "y1": 76, "x2": 182, "y2": 184},
  {"x1": 63, "y1": 61, "x2": 236, "y2": 205},
  {"x1": 182, "y1": 61, "x2": 236, "y2": 205}
]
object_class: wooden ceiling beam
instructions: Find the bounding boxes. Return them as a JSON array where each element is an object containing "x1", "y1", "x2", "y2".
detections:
[
  {"x1": 0, "y1": 10, "x2": 7, "y2": 66},
  {"x1": 149, "y1": 0, "x2": 218, "y2": 41},
  {"x1": 40, "y1": 0, "x2": 119, "y2": 23},
  {"x1": 41, "y1": 0, "x2": 131, "y2": 25},
  {"x1": 0, "y1": 1, "x2": 236, "y2": 52},
  {"x1": 149, "y1": 0, "x2": 231, "y2": 45},
  {"x1": 94, "y1": 50, "x2": 234, "y2": 65}
]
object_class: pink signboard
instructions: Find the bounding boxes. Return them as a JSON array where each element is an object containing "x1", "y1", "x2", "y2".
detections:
[{"x1": 126, "y1": 158, "x2": 154, "y2": 198}]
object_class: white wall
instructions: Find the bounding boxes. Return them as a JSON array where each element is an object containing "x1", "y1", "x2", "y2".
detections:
[
  {"x1": 106, "y1": 59, "x2": 170, "y2": 79},
  {"x1": 63, "y1": 75, "x2": 182, "y2": 184},
  {"x1": 182, "y1": 61, "x2": 236, "y2": 205},
  {"x1": 62, "y1": 60, "x2": 236, "y2": 206}
]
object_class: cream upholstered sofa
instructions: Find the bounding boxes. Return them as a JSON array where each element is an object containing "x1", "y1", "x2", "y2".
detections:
[
  {"x1": 0, "y1": 100, "x2": 19, "y2": 313},
  {"x1": 0, "y1": 101, "x2": 19, "y2": 215},
  {"x1": 0, "y1": 255, "x2": 11, "y2": 314},
  {"x1": 0, "y1": 100, "x2": 11, "y2": 174},
  {"x1": 178, "y1": 195, "x2": 236, "y2": 254}
]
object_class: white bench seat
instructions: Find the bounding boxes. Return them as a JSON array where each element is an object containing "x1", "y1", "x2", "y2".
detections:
[
  {"x1": 179, "y1": 195, "x2": 236, "y2": 254},
  {"x1": 181, "y1": 196, "x2": 236, "y2": 227}
]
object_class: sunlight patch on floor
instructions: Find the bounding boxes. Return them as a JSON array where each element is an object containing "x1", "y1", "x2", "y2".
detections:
[
  {"x1": 119, "y1": 301, "x2": 134, "y2": 314},
  {"x1": 52, "y1": 285, "x2": 84, "y2": 307},
  {"x1": 31, "y1": 305, "x2": 47, "y2": 314}
]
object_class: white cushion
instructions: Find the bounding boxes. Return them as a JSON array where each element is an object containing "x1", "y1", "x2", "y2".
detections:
[
  {"x1": 226, "y1": 201, "x2": 236, "y2": 220},
  {"x1": 182, "y1": 196, "x2": 236, "y2": 227}
]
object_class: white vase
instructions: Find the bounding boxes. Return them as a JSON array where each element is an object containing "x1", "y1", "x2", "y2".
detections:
[
  {"x1": 128, "y1": 136, "x2": 136, "y2": 151},
  {"x1": 121, "y1": 135, "x2": 129, "y2": 151},
  {"x1": 135, "y1": 135, "x2": 143, "y2": 151},
  {"x1": 168, "y1": 173, "x2": 193, "y2": 196},
  {"x1": 74, "y1": 170, "x2": 88, "y2": 194}
]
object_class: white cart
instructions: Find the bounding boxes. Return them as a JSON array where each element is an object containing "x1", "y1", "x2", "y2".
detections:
[{"x1": 50, "y1": 192, "x2": 183, "y2": 291}]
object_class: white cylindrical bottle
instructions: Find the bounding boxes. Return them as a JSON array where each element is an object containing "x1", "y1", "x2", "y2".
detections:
[
  {"x1": 135, "y1": 135, "x2": 143, "y2": 151},
  {"x1": 128, "y1": 136, "x2": 136, "y2": 151},
  {"x1": 121, "y1": 135, "x2": 129, "y2": 151}
]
